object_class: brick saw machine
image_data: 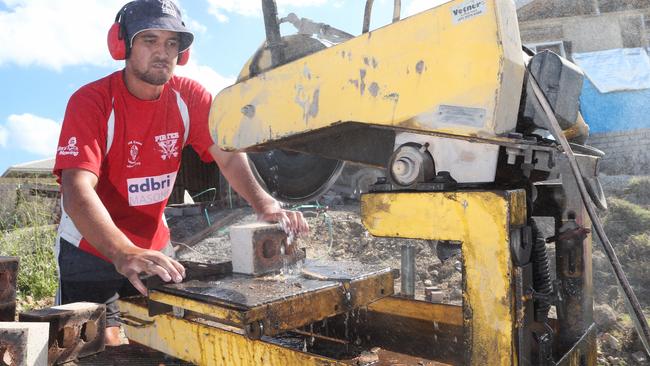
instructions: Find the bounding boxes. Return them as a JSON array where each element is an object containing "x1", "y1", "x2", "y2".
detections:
[{"x1": 117, "y1": 0, "x2": 650, "y2": 365}]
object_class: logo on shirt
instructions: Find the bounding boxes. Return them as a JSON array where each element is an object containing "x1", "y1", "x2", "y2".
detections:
[
  {"x1": 57, "y1": 137, "x2": 79, "y2": 157},
  {"x1": 127, "y1": 172, "x2": 177, "y2": 207},
  {"x1": 155, "y1": 132, "x2": 180, "y2": 161},
  {"x1": 127, "y1": 140, "x2": 142, "y2": 168}
]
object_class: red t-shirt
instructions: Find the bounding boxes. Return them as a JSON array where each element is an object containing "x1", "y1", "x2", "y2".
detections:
[{"x1": 54, "y1": 71, "x2": 214, "y2": 260}]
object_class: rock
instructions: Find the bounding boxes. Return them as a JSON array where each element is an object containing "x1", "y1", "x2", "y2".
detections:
[
  {"x1": 357, "y1": 351, "x2": 379, "y2": 365},
  {"x1": 424, "y1": 279, "x2": 433, "y2": 287},
  {"x1": 606, "y1": 355, "x2": 620, "y2": 365},
  {"x1": 592, "y1": 250, "x2": 608, "y2": 272},
  {"x1": 602, "y1": 333, "x2": 622, "y2": 352},
  {"x1": 594, "y1": 304, "x2": 618, "y2": 330},
  {"x1": 631, "y1": 351, "x2": 648, "y2": 363}
]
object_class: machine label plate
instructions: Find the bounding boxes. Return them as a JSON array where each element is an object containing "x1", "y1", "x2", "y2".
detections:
[
  {"x1": 437, "y1": 105, "x2": 486, "y2": 127},
  {"x1": 451, "y1": 0, "x2": 486, "y2": 24}
]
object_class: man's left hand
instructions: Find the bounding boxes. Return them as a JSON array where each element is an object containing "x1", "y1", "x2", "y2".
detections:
[{"x1": 257, "y1": 200, "x2": 310, "y2": 237}]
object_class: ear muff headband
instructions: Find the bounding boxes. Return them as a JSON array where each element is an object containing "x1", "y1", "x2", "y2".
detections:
[
  {"x1": 107, "y1": 3, "x2": 132, "y2": 60},
  {"x1": 106, "y1": 1, "x2": 191, "y2": 65},
  {"x1": 177, "y1": 48, "x2": 190, "y2": 66}
]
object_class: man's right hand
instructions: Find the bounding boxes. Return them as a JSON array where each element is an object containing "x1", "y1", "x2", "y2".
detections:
[
  {"x1": 62, "y1": 168, "x2": 187, "y2": 296},
  {"x1": 112, "y1": 246, "x2": 186, "y2": 296}
]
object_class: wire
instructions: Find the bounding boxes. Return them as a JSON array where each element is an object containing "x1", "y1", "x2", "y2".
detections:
[
  {"x1": 173, "y1": 242, "x2": 214, "y2": 260},
  {"x1": 290, "y1": 201, "x2": 335, "y2": 256},
  {"x1": 190, "y1": 188, "x2": 218, "y2": 226}
]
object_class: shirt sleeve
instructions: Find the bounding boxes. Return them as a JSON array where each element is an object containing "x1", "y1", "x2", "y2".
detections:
[
  {"x1": 53, "y1": 88, "x2": 108, "y2": 183},
  {"x1": 183, "y1": 79, "x2": 216, "y2": 162}
]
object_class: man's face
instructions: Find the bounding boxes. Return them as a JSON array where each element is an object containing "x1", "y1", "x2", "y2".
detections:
[{"x1": 127, "y1": 29, "x2": 180, "y2": 86}]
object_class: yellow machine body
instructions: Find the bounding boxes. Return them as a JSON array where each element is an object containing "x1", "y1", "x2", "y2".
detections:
[
  {"x1": 121, "y1": 189, "x2": 596, "y2": 365},
  {"x1": 364, "y1": 190, "x2": 523, "y2": 366},
  {"x1": 209, "y1": 0, "x2": 524, "y2": 150}
]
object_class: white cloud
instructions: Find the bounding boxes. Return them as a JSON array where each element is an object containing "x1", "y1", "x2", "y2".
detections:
[
  {"x1": 404, "y1": 0, "x2": 452, "y2": 17},
  {"x1": 174, "y1": 61, "x2": 235, "y2": 95},
  {"x1": 0, "y1": 0, "x2": 208, "y2": 71},
  {"x1": 207, "y1": 0, "x2": 328, "y2": 22},
  {"x1": 0, "y1": 0, "x2": 124, "y2": 70},
  {"x1": 0, "y1": 125, "x2": 7, "y2": 148},
  {"x1": 2, "y1": 114, "x2": 61, "y2": 157},
  {"x1": 187, "y1": 19, "x2": 208, "y2": 35}
]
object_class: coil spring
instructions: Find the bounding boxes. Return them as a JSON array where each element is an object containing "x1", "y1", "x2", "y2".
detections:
[{"x1": 532, "y1": 225, "x2": 553, "y2": 322}]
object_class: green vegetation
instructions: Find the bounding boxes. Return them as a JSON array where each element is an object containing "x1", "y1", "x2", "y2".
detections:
[
  {"x1": 602, "y1": 197, "x2": 650, "y2": 243},
  {"x1": 599, "y1": 177, "x2": 650, "y2": 307},
  {"x1": 624, "y1": 176, "x2": 650, "y2": 206},
  {"x1": 0, "y1": 189, "x2": 58, "y2": 306}
]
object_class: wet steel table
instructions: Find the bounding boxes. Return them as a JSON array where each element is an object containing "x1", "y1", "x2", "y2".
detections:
[{"x1": 143, "y1": 260, "x2": 396, "y2": 339}]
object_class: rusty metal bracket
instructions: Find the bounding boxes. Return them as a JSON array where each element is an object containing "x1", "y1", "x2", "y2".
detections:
[{"x1": 0, "y1": 257, "x2": 18, "y2": 322}]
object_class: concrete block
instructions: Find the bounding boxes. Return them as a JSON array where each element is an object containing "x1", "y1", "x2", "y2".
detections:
[
  {"x1": 230, "y1": 222, "x2": 305, "y2": 276},
  {"x1": 19, "y1": 302, "x2": 105, "y2": 365},
  {"x1": 425, "y1": 287, "x2": 445, "y2": 303},
  {"x1": 0, "y1": 257, "x2": 18, "y2": 322},
  {"x1": 0, "y1": 322, "x2": 49, "y2": 366}
]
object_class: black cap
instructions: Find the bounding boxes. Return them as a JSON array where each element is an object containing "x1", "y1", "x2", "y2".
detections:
[{"x1": 121, "y1": 0, "x2": 193, "y2": 52}]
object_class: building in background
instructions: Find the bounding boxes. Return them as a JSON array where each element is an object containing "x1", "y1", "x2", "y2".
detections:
[{"x1": 518, "y1": 0, "x2": 650, "y2": 174}]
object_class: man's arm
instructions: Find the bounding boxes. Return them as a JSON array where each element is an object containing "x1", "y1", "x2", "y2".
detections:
[
  {"x1": 61, "y1": 169, "x2": 185, "y2": 295},
  {"x1": 208, "y1": 145, "x2": 309, "y2": 235}
]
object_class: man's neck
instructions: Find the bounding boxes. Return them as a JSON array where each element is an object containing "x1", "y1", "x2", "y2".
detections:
[{"x1": 123, "y1": 69, "x2": 165, "y2": 100}]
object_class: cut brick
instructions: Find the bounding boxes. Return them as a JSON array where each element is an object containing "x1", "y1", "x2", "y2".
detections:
[
  {"x1": 230, "y1": 222, "x2": 305, "y2": 276},
  {"x1": 19, "y1": 302, "x2": 105, "y2": 365},
  {"x1": 0, "y1": 322, "x2": 49, "y2": 366}
]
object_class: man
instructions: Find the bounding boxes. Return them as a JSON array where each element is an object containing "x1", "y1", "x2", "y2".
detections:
[{"x1": 53, "y1": 0, "x2": 308, "y2": 346}]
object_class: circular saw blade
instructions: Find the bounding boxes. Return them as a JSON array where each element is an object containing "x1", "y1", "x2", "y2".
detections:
[
  {"x1": 240, "y1": 34, "x2": 348, "y2": 204},
  {"x1": 248, "y1": 150, "x2": 344, "y2": 204}
]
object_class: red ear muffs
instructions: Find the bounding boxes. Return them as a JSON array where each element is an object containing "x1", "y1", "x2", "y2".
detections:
[
  {"x1": 177, "y1": 48, "x2": 190, "y2": 66},
  {"x1": 107, "y1": 22, "x2": 126, "y2": 60}
]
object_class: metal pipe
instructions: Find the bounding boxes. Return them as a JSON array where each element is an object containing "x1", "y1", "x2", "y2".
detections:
[
  {"x1": 364, "y1": 0, "x2": 400, "y2": 34},
  {"x1": 401, "y1": 245, "x2": 415, "y2": 298},
  {"x1": 261, "y1": 0, "x2": 284, "y2": 67},
  {"x1": 362, "y1": 0, "x2": 374, "y2": 34},
  {"x1": 393, "y1": 0, "x2": 401, "y2": 23},
  {"x1": 528, "y1": 69, "x2": 650, "y2": 356}
]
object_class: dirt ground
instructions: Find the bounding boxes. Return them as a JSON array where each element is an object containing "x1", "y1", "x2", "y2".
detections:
[{"x1": 168, "y1": 175, "x2": 650, "y2": 365}]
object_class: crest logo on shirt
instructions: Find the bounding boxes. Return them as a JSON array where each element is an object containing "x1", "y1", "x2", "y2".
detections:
[
  {"x1": 154, "y1": 132, "x2": 180, "y2": 161},
  {"x1": 57, "y1": 137, "x2": 79, "y2": 157},
  {"x1": 127, "y1": 140, "x2": 143, "y2": 168}
]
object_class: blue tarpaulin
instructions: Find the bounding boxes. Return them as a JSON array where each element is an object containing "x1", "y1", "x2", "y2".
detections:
[
  {"x1": 580, "y1": 77, "x2": 650, "y2": 133},
  {"x1": 573, "y1": 48, "x2": 650, "y2": 93},
  {"x1": 576, "y1": 48, "x2": 650, "y2": 133}
]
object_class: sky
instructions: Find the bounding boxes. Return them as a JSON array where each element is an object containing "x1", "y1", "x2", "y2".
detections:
[{"x1": 0, "y1": 0, "x2": 452, "y2": 175}]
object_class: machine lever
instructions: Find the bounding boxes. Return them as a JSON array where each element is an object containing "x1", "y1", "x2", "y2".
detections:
[
  {"x1": 363, "y1": 0, "x2": 402, "y2": 34},
  {"x1": 528, "y1": 68, "x2": 650, "y2": 356}
]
